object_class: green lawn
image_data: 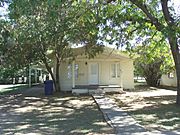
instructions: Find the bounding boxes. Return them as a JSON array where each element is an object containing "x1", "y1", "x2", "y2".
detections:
[{"x1": 109, "y1": 85, "x2": 180, "y2": 131}]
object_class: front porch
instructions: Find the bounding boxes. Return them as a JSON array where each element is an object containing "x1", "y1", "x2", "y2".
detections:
[{"x1": 72, "y1": 85, "x2": 124, "y2": 95}]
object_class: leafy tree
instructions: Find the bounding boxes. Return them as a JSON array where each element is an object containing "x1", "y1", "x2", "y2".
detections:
[
  {"x1": 134, "y1": 35, "x2": 174, "y2": 86},
  {"x1": 0, "y1": 19, "x2": 26, "y2": 84},
  {"x1": 8, "y1": 0, "x2": 103, "y2": 92},
  {"x1": 104, "y1": 0, "x2": 180, "y2": 104}
]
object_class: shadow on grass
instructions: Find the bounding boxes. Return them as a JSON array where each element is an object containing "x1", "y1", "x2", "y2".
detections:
[
  {"x1": 157, "y1": 86, "x2": 177, "y2": 91},
  {"x1": 127, "y1": 95, "x2": 180, "y2": 131},
  {"x1": 0, "y1": 86, "x2": 113, "y2": 135},
  {"x1": 127, "y1": 85, "x2": 158, "y2": 92}
]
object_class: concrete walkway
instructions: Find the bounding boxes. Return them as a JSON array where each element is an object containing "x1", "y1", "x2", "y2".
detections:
[{"x1": 93, "y1": 94, "x2": 180, "y2": 135}]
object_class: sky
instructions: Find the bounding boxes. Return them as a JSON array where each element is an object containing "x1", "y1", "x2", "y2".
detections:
[
  {"x1": 174, "y1": 0, "x2": 180, "y2": 14},
  {"x1": 0, "y1": 3, "x2": 8, "y2": 19}
]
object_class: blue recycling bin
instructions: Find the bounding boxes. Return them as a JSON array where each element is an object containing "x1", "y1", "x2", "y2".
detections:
[{"x1": 44, "y1": 80, "x2": 53, "y2": 95}]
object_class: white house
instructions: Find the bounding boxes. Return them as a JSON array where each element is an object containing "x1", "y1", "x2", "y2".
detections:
[
  {"x1": 54, "y1": 47, "x2": 134, "y2": 94},
  {"x1": 160, "y1": 70, "x2": 177, "y2": 87}
]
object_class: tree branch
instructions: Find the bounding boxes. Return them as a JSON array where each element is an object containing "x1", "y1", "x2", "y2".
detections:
[
  {"x1": 129, "y1": 0, "x2": 164, "y2": 31},
  {"x1": 161, "y1": 0, "x2": 175, "y2": 26}
]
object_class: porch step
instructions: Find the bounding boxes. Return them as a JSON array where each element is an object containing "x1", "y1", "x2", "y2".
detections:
[
  {"x1": 88, "y1": 89, "x2": 105, "y2": 95},
  {"x1": 72, "y1": 86, "x2": 123, "y2": 95},
  {"x1": 103, "y1": 87, "x2": 123, "y2": 93},
  {"x1": 72, "y1": 89, "x2": 88, "y2": 95}
]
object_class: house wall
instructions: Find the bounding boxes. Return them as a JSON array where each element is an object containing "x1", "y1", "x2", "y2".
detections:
[
  {"x1": 75, "y1": 59, "x2": 123, "y2": 87},
  {"x1": 121, "y1": 59, "x2": 134, "y2": 89},
  {"x1": 160, "y1": 71, "x2": 177, "y2": 87},
  {"x1": 58, "y1": 57, "x2": 134, "y2": 91}
]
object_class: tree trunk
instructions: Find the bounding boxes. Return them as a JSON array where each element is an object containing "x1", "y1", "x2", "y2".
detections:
[
  {"x1": 176, "y1": 65, "x2": 180, "y2": 104},
  {"x1": 42, "y1": 57, "x2": 59, "y2": 92},
  {"x1": 168, "y1": 36, "x2": 180, "y2": 105},
  {"x1": 55, "y1": 57, "x2": 61, "y2": 92},
  {"x1": 146, "y1": 77, "x2": 159, "y2": 87}
]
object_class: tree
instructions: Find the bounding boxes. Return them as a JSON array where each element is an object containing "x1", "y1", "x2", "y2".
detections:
[
  {"x1": 104, "y1": 0, "x2": 180, "y2": 105},
  {"x1": 134, "y1": 36, "x2": 174, "y2": 86},
  {"x1": 8, "y1": 0, "x2": 103, "y2": 92}
]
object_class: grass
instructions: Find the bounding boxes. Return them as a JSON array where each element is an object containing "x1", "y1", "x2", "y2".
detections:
[
  {"x1": 0, "y1": 86, "x2": 114, "y2": 135},
  {"x1": 109, "y1": 85, "x2": 180, "y2": 131},
  {"x1": 0, "y1": 84, "x2": 28, "y2": 94}
]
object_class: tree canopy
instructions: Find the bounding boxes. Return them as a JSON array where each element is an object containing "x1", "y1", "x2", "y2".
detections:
[
  {"x1": 8, "y1": 0, "x2": 104, "y2": 91},
  {"x1": 1, "y1": 0, "x2": 180, "y2": 104},
  {"x1": 104, "y1": 0, "x2": 180, "y2": 104},
  {"x1": 134, "y1": 34, "x2": 174, "y2": 86}
]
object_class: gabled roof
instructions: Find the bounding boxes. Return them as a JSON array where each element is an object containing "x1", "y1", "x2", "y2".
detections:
[{"x1": 73, "y1": 46, "x2": 132, "y2": 60}]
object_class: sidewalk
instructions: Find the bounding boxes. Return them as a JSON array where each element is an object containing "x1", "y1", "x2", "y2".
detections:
[{"x1": 93, "y1": 94, "x2": 180, "y2": 135}]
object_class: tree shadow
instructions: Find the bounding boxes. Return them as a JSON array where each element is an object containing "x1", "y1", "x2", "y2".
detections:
[
  {"x1": 126, "y1": 95, "x2": 180, "y2": 131},
  {"x1": 127, "y1": 85, "x2": 158, "y2": 92},
  {"x1": 0, "y1": 85, "x2": 114, "y2": 135}
]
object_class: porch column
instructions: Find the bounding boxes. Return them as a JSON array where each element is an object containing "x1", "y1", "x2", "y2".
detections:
[
  {"x1": 120, "y1": 69, "x2": 123, "y2": 88},
  {"x1": 39, "y1": 69, "x2": 43, "y2": 83},
  {"x1": 28, "y1": 65, "x2": 31, "y2": 87},
  {"x1": 35, "y1": 69, "x2": 38, "y2": 83},
  {"x1": 49, "y1": 67, "x2": 53, "y2": 80},
  {"x1": 72, "y1": 61, "x2": 75, "y2": 88}
]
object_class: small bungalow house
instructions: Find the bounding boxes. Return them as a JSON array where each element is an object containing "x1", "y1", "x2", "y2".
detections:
[
  {"x1": 160, "y1": 70, "x2": 177, "y2": 87},
  {"x1": 53, "y1": 47, "x2": 134, "y2": 94}
]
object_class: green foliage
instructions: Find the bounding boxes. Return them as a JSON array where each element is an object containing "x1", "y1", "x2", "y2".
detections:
[
  {"x1": 0, "y1": 66, "x2": 27, "y2": 84},
  {"x1": 134, "y1": 34, "x2": 174, "y2": 86},
  {"x1": 7, "y1": 0, "x2": 104, "y2": 91},
  {"x1": 100, "y1": 0, "x2": 179, "y2": 51},
  {"x1": 8, "y1": 0, "x2": 103, "y2": 62}
]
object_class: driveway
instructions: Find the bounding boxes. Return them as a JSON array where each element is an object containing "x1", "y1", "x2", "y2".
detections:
[{"x1": 0, "y1": 85, "x2": 114, "y2": 135}]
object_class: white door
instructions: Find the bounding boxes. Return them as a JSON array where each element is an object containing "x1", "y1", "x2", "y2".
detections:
[{"x1": 88, "y1": 63, "x2": 99, "y2": 85}]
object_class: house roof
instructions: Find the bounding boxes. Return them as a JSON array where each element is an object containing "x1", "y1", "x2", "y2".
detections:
[
  {"x1": 46, "y1": 46, "x2": 133, "y2": 64},
  {"x1": 72, "y1": 46, "x2": 132, "y2": 60}
]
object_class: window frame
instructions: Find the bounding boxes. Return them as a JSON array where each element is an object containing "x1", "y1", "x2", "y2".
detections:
[
  {"x1": 111, "y1": 63, "x2": 120, "y2": 78},
  {"x1": 67, "y1": 64, "x2": 72, "y2": 79},
  {"x1": 67, "y1": 63, "x2": 79, "y2": 79}
]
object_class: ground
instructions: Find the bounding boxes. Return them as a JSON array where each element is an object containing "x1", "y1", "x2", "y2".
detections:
[
  {"x1": 0, "y1": 85, "x2": 114, "y2": 135},
  {"x1": 109, "y1": 85, "x2": 180, "y2": 132},
  {"x1": 0, "y1": 84, "x2": 28, "y2": 94}
]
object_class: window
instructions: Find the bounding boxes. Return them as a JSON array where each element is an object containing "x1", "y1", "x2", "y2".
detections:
[
  {"x1": 67, "y1": 64, "x2": 72, "y2": 79},
  {"x1": 111, "y1": 63, "x2": 120, "y2": 78},
  {"x1": 67, "y1": 64, "x2": 79, "y2": 79}
]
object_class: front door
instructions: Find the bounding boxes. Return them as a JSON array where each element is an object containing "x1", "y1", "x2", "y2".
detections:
[{"x1": 88, "y1": 63, "x2": 99, "y2": 85}]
